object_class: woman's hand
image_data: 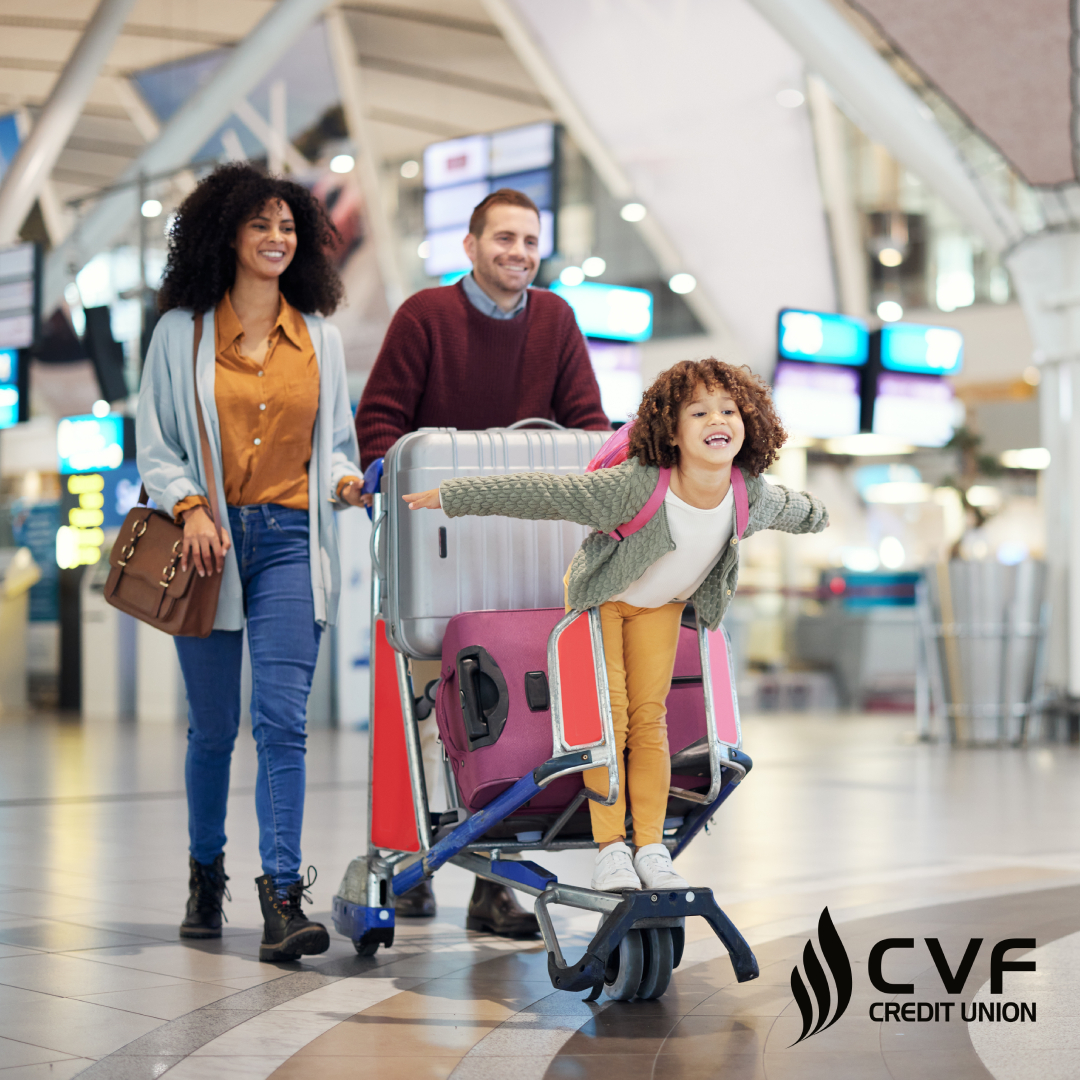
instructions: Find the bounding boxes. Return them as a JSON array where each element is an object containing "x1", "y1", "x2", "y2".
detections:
[
  {"x1": 402, "y1": 488, "x2": 441, "y2": 510},
  {"x1": 338, "y1": 479, "x2": 366, "y2": 507},
  {"x1": 180, "y1": 505, "x2": 232, "y2": 577}
]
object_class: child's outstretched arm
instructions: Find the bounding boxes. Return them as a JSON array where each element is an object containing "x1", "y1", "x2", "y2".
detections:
[
  {"x1": 751, "y1": 477, "x2": 828, "y2": 536},
  {"x1": 403, "y1": 466, "x2": 639, "y2": 533}
]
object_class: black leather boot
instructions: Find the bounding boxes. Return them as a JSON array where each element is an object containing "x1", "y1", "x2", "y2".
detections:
[
  {"x1": 255, "y1": 870, "x2": 330, "y2": 962},
  {"x1": 396, "y1": 879, "x2": 437, "y2": 918},
  {"x1": 179, "y1": 855, "x2": 230, "y2": 939},
  {"x1": 466, "y1": 877, "x2": 540, "y2": 938}
]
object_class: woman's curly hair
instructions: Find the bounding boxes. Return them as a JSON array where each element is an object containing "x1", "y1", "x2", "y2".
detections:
[
  {"x1": 158, "y1": 164, "x2": 343, "y2": 315},
  {"x1": 627, "y1": 358, "x2": 787, "y2": 476}
]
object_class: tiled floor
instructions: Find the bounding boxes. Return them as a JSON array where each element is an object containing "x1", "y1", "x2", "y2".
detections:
[{"x1": 1, "y1": 710, "x2": 1078, "y2": 1079}]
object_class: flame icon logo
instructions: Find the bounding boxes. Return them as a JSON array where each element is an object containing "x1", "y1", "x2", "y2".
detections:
[{"x1": 789, "y1": 907, "x2": 852, "y2": 1045}]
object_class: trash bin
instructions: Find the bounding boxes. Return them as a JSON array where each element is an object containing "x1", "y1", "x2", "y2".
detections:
[
  {"x1": 0, "y1": 547, "x2": 42, "y2": 714},
  {"x1": 920, "y1": 560, "x2": 1049, "y2": 744},
  {"x1": 80, "y1": 558, "x2": 136, "y2": 720}
]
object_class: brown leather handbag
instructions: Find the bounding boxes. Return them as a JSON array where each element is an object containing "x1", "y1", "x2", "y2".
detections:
[{"x1": 104, "y1": 313, "x2": 223, "y2": 637}]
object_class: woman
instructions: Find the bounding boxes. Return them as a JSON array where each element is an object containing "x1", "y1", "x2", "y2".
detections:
[{"x1": 137, "y1": 163, "x2": 364, "y2": 962}]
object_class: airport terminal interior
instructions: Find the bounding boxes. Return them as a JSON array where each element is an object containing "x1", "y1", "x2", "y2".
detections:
[{"x1": 0, "y1": 1, "x2": 1076, "y2": 1078}]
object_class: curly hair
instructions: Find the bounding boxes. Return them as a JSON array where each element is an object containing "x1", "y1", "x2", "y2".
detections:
[
  {"x1": 627, "y1": 358, "x2": 787, "y2": 476},
  {"x1": 157, "y1": 163, "x2": 343, "y2": 315}
]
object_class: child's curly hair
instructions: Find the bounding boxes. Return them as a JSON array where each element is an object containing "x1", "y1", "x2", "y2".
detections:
[{"x1": 627, "y1": 358, "x2": 787, "y2": 476}]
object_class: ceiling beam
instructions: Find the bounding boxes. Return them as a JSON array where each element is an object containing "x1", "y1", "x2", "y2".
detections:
[
  {"x1": 0, "y1": 0, "x2": 139, "y2": 245},
  {"x1": 341, "y1": 3, "x2": 500, "y2": 36},
  {"x1": 356, "y1": 53, "x2": 548, "y2": 107},
  {"x1": 746, "y1": 0, "x2": 1021, "y2": 253},
  {"x1": 481, "y1": 0, "x2": 733, "y2": 344},
  {"x1": 43, "y1": 0, "x2": 334, "y2": 312}
]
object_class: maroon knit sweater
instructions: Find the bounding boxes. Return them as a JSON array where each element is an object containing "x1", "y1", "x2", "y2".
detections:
[{"x1": 356, "y1": 282, "x2": 610, "y2": 468}]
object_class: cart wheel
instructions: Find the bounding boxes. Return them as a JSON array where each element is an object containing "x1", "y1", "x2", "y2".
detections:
[
  {"x1": 354, "y1": 936, "x2": 380, "y2": 957},
  {"x1": 637, "y1": 928, "x2": 674, "y2": 1000},
  {"x1": 604, "y1": 929, "x2": 645, "y2": 1001}
]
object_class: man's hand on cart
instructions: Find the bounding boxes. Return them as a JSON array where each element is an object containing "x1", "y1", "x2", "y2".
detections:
[{"x1": 403, "y1": 488, "x2": 441, "y2": 510}]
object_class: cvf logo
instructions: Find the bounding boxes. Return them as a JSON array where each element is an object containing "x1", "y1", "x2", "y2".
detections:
[
  {"x1": 789, "y1": 907, "x2": 852, "y2": 1045},
  {"x1": 789, "y1": 909, "x2": 1037, "y2": 1045}
]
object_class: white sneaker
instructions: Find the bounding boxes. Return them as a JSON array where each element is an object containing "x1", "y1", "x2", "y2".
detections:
[
  {"x1": 634, "y1": 844, "x2": 689, "y2": 889},
  {"x1": 590, "y1": 842, "x2": 641, "y2": 892}
]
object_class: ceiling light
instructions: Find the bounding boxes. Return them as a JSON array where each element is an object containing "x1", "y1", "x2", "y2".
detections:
[
  {"x1": 966, "y1": 485, "x2": 1001, "y2": 508},
  {"x1": 582, "y1": 256, "x2": 606, "y2": 277},
  {"x1": 1022, "y1": 365, "x2": 1041, "y2": 386},
  {"x1": 878, "y1": 247, "x2": 903, "y2": 267},
  {"x1": 91, "y1": 400, "x2": 110, "y2": 418},
  {"x1": 863, "y1": 482, "x2": 932, "y2": 504},
  {"x1": 840, "y1": 547, "x2": 880, "y2": 573},
  {"x1": 417, "y1": 240, "x2": 431, "y2": 259},
  {"x1": 669, "y1": 273, "x2": 697, "y2": 294},
  {"x1": 620, "y1": 202, "x2": 646, "y2": 222},
  {"x1": 824, "y1": 434, "x2": 915, "y2": 456},
  {"x1": 330, "y1": 154, "x2": 355, "y2": 174},
  {"x1": 559, "y1": 266, "x2": 585, "y2": 286},
  {"x1": 140, "y1": 199, "x2": 162, "y2": 218},
  {"x1": 776, "y1": 89, "x2": 805, "y2": 108},
  {"x1": 876, "y1": 300, "x2": 903, "y2": 322},
  {"x1": 1000, "y1": 447, "x2": 1050, "y2": 470},
  {"x1": 400, "y1": 159, "x2": 420, "y2": 179},
  {"x1": 879, "y1": 536, "x2": 905, "y2": 569}
]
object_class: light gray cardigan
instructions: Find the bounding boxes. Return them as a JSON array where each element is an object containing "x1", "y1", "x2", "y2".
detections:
[{"x1": 136, "y1": 306, "x2": 361, "y2": 630}]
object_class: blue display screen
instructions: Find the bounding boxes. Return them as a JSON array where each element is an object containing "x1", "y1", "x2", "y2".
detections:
[
  {"x1": 57, "y1": 415, "x2": 124, "y2": 474},
  {"x1": 549, "y1": 282, "x2": 654, "y2": 342},
  {"x1": 0, "y1": 382, "x2": 18, "y2": 429},
  {"x1": 777, "y1": 309, "x2": 869, "y2": 367},
  {"x1": 879, "y1": 323, "x2": 964, "y2": 375}
]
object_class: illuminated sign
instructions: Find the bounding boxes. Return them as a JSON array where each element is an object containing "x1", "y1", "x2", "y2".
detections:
[
  {"x1": 57, "y1": 415, "x2": 124, "y2": 474},
  {"x1": 879, "y1": 323, "x2": 964, "y2": 375},
  {"x1": 57, "y1": 473, "x2": 106, "y2": 568},
  {"x1": 549, "y1": 281, "x2": 654, "y2": 343},
  {"x1": 872, "y1": 372, "x2": 957, "y2": 447},
  {"x1": 0, "y1": 241, "x2": 35, "y2": 350},
  {"x1": 772, "y1": 360, "x2": 862, "y2": 439},
  {"x1": 777, "y1": 309, "x2": 869, "y2": 367}
]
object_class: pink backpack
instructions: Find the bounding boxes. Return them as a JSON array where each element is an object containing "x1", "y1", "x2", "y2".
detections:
[{"x1": 586, "y1": 424, "x2": 749, "y2": 542}]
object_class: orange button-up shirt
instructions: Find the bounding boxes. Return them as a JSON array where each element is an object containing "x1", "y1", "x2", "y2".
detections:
[{"x1": 174, "y1": 293, "x2": 356, "y2": 521}]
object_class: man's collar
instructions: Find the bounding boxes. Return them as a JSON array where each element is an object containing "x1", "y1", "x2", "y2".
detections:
[{"x1": 461, "y1": 271, "x2": 528, "y2": 319}]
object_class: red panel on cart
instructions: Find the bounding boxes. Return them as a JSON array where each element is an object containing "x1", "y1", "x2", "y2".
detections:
[
  {"x1": 558, "y1": 613, "x2": 603, "y2": 747},
  {"x1": 370, "y1": 620, "x2": 420, "y2": 852},
  {"x1": 708, "y1": 628, "x2": 739, "y2": 747}
]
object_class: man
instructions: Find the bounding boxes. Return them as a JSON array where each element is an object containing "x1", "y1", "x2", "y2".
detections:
[{"x1": 356, "y1": 188, "x2": 609, "y2": 936}]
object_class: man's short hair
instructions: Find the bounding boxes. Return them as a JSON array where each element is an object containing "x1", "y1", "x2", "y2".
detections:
[{"x1": 469, "y1": 188, "x2": 541, "y2": 237}]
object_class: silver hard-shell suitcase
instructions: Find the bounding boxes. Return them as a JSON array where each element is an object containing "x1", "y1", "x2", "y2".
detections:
[{"x1": 378, "y1": 424, "x2": 608, "y2": 659}]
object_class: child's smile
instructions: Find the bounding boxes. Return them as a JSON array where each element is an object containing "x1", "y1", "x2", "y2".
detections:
[{"x1": 673, "y1": 384, "x2": 745, "y2": 473}]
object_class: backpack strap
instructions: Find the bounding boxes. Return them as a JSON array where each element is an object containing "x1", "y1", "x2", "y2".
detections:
[
  {"x1": 608, "y1": 467, "x2": 670, "y2": 541},
  {"x1": 732, "y1": 466, "x2": 749, "y2": 539},
  {"x1": 607, "y1": 465, "x2": 749, "y2": 543}
]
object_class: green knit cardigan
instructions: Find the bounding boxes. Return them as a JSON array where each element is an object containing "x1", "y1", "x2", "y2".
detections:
[{"x1": 440, "y1": 460, "x2": 828, "y2": 630}]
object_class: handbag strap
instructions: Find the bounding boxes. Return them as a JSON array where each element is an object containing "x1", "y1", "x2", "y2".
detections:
[
  {"x1": 189, "y1": 313, "x2": 220, "y2": 530},
  {"x1": 137, "y1": 312, "x2": 218, "y2": 528}
]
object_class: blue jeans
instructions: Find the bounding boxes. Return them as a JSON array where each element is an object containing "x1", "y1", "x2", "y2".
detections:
[{"x1": 176, "y1": 504, "x2": 321, "y2": 889}]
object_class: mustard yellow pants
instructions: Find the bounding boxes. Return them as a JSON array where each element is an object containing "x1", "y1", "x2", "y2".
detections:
[{"x1": 580, "y1": 599, "x2": 683, "y2": 847}]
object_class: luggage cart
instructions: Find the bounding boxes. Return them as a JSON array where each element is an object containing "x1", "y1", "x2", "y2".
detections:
[{"x1": 333, "y1": 426, "x2": 759, "y2": 1001}]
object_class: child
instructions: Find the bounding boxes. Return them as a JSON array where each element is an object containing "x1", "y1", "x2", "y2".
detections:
[{"x1": 404, "y1": 358, "x2": 827, "y2": 892}]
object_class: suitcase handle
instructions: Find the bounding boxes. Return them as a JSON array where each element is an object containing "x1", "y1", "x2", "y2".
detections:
[
  {"x1": 503, "y1": 418, "x2": 565, "y2": 430},
  {"x1": 458, "y1": 657, "x2": 489, "y2": 742}
]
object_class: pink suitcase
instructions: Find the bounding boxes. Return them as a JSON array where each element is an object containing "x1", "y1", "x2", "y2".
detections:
[{"x1": 435, "y1": 606, "x2": 715, "y2": 816}]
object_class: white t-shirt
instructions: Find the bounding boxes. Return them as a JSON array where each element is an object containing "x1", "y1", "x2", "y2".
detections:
[{"x1": 613, "y1": 485, "x2": 734, "y2": 608}]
